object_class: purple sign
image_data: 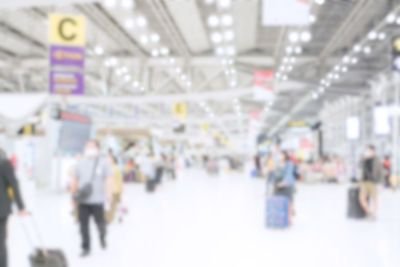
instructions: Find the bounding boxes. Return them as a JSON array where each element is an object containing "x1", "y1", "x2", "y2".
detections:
[
  {"x1": 50, "y1": 45, "x2": 85, "y2": 67},
  {"x1": 49, "y1": 71, "x2": 84, "y2": 95}
]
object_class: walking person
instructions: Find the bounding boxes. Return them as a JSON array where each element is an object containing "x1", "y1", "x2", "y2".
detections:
[
  {"x1": 0, "y1": 148, "x2": 27, "y2": 267},
  {"x1": 106, "y1": 155, "x2": 123, "y2": 224},
  {"x1": 359, "y1": 145, "x2": 383, "y2": 220},
  {"x1": 71, "y1": 140, "x2": 112, "y2": 257}
]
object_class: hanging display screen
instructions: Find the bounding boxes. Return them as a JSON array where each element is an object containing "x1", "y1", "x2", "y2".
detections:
[
  {"x1": 346, "y1": 117, "x2": 360, "y2": 140},
  {"x1": 374, "y1": 106, "x2": 391, "y2": 136}
]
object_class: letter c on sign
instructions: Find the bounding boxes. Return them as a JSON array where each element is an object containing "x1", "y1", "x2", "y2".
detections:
[{"x1": 58, "y1": 18, "x2": 77, "y2": 41}]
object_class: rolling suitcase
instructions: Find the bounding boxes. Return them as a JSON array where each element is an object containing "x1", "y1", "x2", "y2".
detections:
[
  {"x1": 347, "y1": 187, "x2": 367, "y2": 219},
  {"x1": 22, "y1": 215, "x2": 68, "y2": 267},
  {"x1": 266, "y1": 195, "x2": 289, "y2": 228},
  {"x1": 146, "y1": 179, "x2": 156, "y2": 192}
]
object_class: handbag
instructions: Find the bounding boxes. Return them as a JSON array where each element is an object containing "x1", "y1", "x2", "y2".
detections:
[{"x1": 73, "y1": 157, "x2": 99, "y2": 203}]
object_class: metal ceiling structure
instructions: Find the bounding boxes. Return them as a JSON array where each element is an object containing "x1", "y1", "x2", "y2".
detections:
[{"x1": 0, "y1": 0, "x2": 399, "y2": 138}]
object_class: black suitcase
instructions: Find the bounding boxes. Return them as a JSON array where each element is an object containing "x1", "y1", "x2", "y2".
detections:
[
  {"x1": 22, "y1": 215, "x2": 68, "y2": 267},
  {"x1": 347, "y1": 187, "x2": 367, "y2": 219},
  {"x1": 154, "y1": 167, "x2": 164, "y2": 184},
  {"x1": 30, "y1": 249, "x2": 67, "y2": 267},
  {"x1": 146, "y1": 179, "x2": 156, "y2": 192}
]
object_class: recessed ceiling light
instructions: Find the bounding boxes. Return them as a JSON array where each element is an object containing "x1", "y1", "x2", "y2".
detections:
[
  {"x1": 309, "y1": 14, "x2": 317, "y2": 24},
  {"x1": 226, "y1": 46, "x2": 236, "y2": 56},
  {"x1": 294, "y1": 46, "x2": 302, "y2": 54},
  {"x1": 103, "y1": 0, "x2": 117, "y2": 8},
  {"x1": 282, "y1": 75, "x2": 288, "y2": 81},
  {"x1": 207, "y1": 14, "x2": 219, "y2": 28},
  {"x1": 169, "y1": 57, "x2": 175, "y2": 64},
  {"x1": 351, "y1": 57, "x2": 358, "y2": 64},
  {"x1": 353, "y1": 44, "x2": 362, "y2": 53},
  {"x1": 211, "y1": 32, "x2": 223, "y2": 44},
  {"x1": 221, "y1": 14, "x2": 233, "y2": 26},
  {"x1": 94, "y1": 45, "x2": 104, "y2": 55},
  {"x1": 175, "y1": 67, "x2": 182, "y2": 74},
  {"x1": 136, "y1": 16, "x2": 147, "y2": 27},
  {"x1": 151, "y1": 49, "x2": 159, "y2": 57},
  {"x1": 124, "y1": 75, "x2": 131, "y2": 82},
  {"x1": 387, "y1": 13, "x2": 396, "y2": 24},
  {"x1": 124, "y1": 18, "x2": 135, "y2": 29},
  {"x1": 120, "y1": 0, "x2": 134, "y2": 9},
  {"x1": 286, "y1": 46, "x2": 294, "y2": 54},
  {"x1": 204, "y1": 0, "x2": 215, "y2": 5},
  {"x1": 368, "y1": 31, "x2": 377, "y2": 40},
  {"x1": 181, "y1": 75, "x2": 187, "y2": 81},
  {"x1": 150, "y1": 33, "x2": 160, "y2": 43},
  {"x1": 300, "y1": 31, "x2": 312, "y2": 42},
  {"x1": 132, "y1": 81, "x2": 139, "y2": 87},
  {"x1": 312, "y1": 92, "x2": 319, "y2": 99},
  {"x1": 140, "y1": 35, "x2": 149, "y2": 45},
  {"x1": 224, "y1": 30, "x2": 235, "y2": 41},
  {"x1": 342, "y1": 56, "x2": 350, "y2": 64},
  {"x1": 396, "y1": 17, "x2": 400, "y2": 25},
  {"x1": 319, "y1": 87, "x2": 325, "y2": 93},
  {"x1": 187, "y1": 81, "x2": 192, "y2": 87},
  {"x1": 378, "y1": 32, "x2": 386, "y2": 40},
  {"x1": 315, "y1": 0, "x2": 325, "y2": 5},
  {"x1": 160, "y1": 47, "x2": 170, "y2": 56},
  {"x1": 363, "y1": 46, "x2": 371, "y2": 54},
  {"x1": 334, "y1": 65, "x2": 340, "y2": 71},
  {"x1": 288, "y1": 31, "x2": 299, "y2": 43},
  {"x1": 218, "y1": 0, "x2": 232, "y2": 9}
]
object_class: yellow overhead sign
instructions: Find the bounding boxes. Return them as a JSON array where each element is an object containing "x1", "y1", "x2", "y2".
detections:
[
  {"x1": 287, "y1": 120, "x2": 308, "y2": 127},
  {"x1": 49, "y1": 13, "x2": 86, "y2": 46},
  {"x1": 173, "y1": 102, "x2": 187, "y2": 121},
  {"x1": 201, "y1": 122, "x2": 210, "y2": 130}
]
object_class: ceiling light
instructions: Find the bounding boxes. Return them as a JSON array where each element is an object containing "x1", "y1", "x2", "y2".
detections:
[
  {"x1": 287, "y1": 65, "x2": 293, "y2": 72},
  {"x1": 181, "y1": 75, "x2": 187, "y2": 81},
  {"x1": 103, "y1": 0, "x2": 117, "y2": 8},
  {"x1": 368, "y1": 31, "x2": 377, "y2": 40},
  {"x1": 334, "y1": 65, "x2": 340, "y2": 71},
  {"x1": 218, "y1": 0, "x2": 232, "y2": 9},
  {"x1": 279, "y1": 65, "x2": 286, "y2": 71},
  {"x1": 150, "y1": 33, "x2": 160, "y2": 43},
  {"x1": 334, "y1": 74, "x2": 340, "y2": 80},
  {"x1": 224, "y1": 30, "x2": 235, "y2": 41},
  {"x1": 215, "y1": 46, "x2": 225, "y2": 56},
  {"x1": 353, "y1": 44, "x2": 362, "y2": 53},
  {"x1": 140, "y1": 86, "x2": 145, "y2": 91},
  {"x1": 132, "y1": 81, "x2": 139, "y2": 87},
  {"x1": 327, "y1": 73, "x2": 333, "y2": 79},
  {"x1": 283, "y1": 57, "x2": 289, "y2": 63},
  {"x1": 363, "y1": 46, "x2": 371, "y2": 54},
  {"x1": 136, "y1": 16, "x2": 147, "y2": 27},
  {"x1": 94, "y1": 45, "x2": 104, "y2": 55},
  {"x1": 104, "y1": 59, "x2": 111, "y2": 67},
  {"x1": 290, "y1": 57, "x2": 296, "y2": 63},
  {"x1": 233, "y1": 98, "x2": 239, "y2": 103},
  {"x1": 396, "y1": 17, "x2": 400, "y2": 25},
  {"x1": 124, "y1": 75, "x2": 131, "y2": 82},
  {"x1": 342, "y1": 56, "x2": 350, "y2": 64},
  {"x1": 387, "y1": 13, "x2": 396, "y2": 24},
  {"x1": 151, "y1": 49, "x2": 159, "y2": 57},
  {"x1": 207, "y1": 14, "x2": 219, "y2": 28},
  {"x1": 120, "y1": 0, "x2": 134, "y2": 9},
  {"x1": 320, "y1": 79, "x2": 326, "y2": 85},
  {"x1": 288, "y1": 31, "x2": 300, "y2": 43},
  {"x1": 224, "y1": 69, "x2": 230, "y2": 75},
  {"x1": 121, "y1": 66, "x2": 128, "y2": 73},
  {"x1": 124, "y1": 18, "x2": 135, "y2": 29},
  {"x1": 211, "y1": 32, "x2": 223, "y2": 44},
  {"x1": 282, "y1": 75, "x2": 288, "y2": 81},
  {"x1": 107, "y1": 57, "x2": 118, "y2": 67},
  {"x1": 204, "y1": 0, "x2": 215, "y2": 5},
  {"x1": 315, "y1": 0, "x2": 325, "y2": 5},
  {"x1": 160, "y1": 47, "x2": 169, "y2": 56},
  {"x1": 140, "y1": 35, "x2": 149, "y2": 45},
  {"x1": 286, "y1": 46, "x2": 294, "y2": 54},
  {"x1": 326, "y1": 82, "x2": 331, "y2": 87},
  {"x1": 319, "y1": 87, "x2": 325, "y2": 93},
  {"x1": 300, "y1": 31, "x2": 312, "y2": 42},
  {"x1": 175, "y1": 67, "x2": 182, "y2": 74},
  {"x1": 230, "y1": 80, "x2": 237, "y2": 87},
  {"x1": 226, "y1": 46, "x2": 236, "y2": 56},
  {"x1": 378, "y1": 32, "x2": 386, "y2": 40},
  {"x1": 228, "y1": 59, "x2": 234, "y2": 65},
  {"x1": 187, "y1": 81, "x2": 192, "y2": 87},
  {"x1": 221, "y1": 14, "x2": 233, "y2": 26},
  {"x1": 351, "y1": 57, "x2": 358, "y2": 64},
  {"x1": 309, "y1": 14, "x2": 317, "y2": 24},
  {"x1": 312, "y1": 92, "x2": 319, "y2": 99},
  {"x1": 276, "y1": 72, "x2": 281, "y2": 78},
  {"x1": 342, "y1": 66, "x2": 348, "y2": 73},
  {"x1": 169, "y1": 57, "x2": 175, "y2": 64},
  {"x1": 231, "y1": 68, "x2": 236, "y2": 74},
  {"x1": 295, "y1": 46, "x2": 302, "y2": 54}
]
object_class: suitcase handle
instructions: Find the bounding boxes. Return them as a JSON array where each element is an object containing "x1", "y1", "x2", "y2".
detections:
[{"x1": 20, "y1": 213, "x2": 46, "y2": 252}]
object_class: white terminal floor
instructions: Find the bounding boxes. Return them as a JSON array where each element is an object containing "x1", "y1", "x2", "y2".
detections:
[{"x1": 8, "y1": 168, "x2": 400, "y2": 267}]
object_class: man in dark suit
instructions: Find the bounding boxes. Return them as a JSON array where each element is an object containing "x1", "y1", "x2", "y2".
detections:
[{"x1": 0, "y1": 149, "x2": 26, "y2": 267}]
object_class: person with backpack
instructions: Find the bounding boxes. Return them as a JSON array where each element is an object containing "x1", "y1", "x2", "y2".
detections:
[
  {"x1": 0, "y1": 148, "x2": 27, "y2": 267},
  {"x1": 71, "y1": 140, "x2": 112, "y2": 257}
]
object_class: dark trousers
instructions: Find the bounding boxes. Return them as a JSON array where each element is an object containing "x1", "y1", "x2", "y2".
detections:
[
  {"x1": 78, "y1": 204, "x2": 106, "y2": 251},
  {"x1": 0, "y1": 217, "x2": 7, "y2": 267}
]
